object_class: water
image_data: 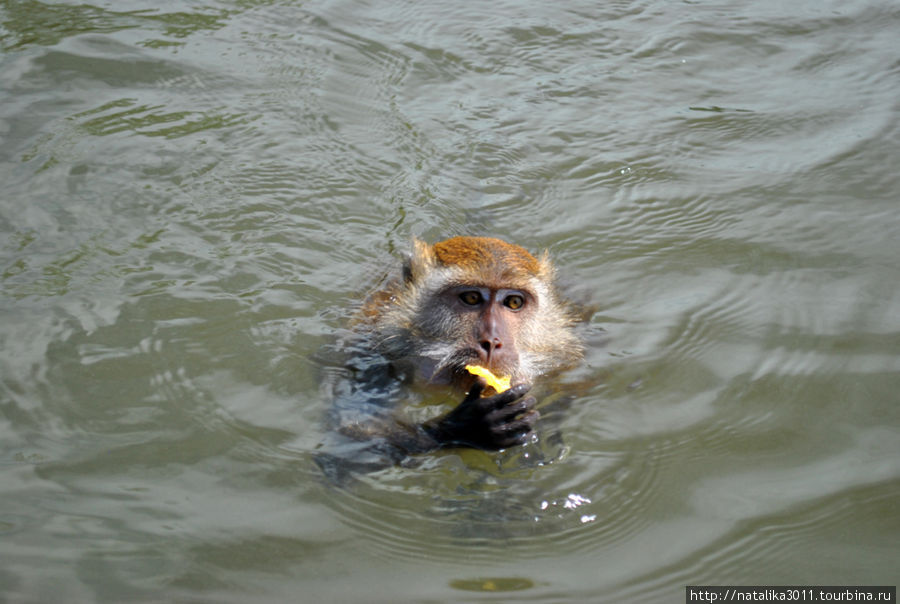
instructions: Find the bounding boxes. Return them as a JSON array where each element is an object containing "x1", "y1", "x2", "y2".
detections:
[{"x1": 2, "y1": 0, "x2": 899, "y2": 601}]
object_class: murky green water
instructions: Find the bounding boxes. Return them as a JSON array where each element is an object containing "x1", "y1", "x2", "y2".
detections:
[{"x1": 2, "y1": 1, "x2": 898, "y2": 601}]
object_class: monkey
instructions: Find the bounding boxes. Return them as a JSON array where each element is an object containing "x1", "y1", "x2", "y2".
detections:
[{"x1": 316, "y1": 236, "x2": 583, "y2": 477}]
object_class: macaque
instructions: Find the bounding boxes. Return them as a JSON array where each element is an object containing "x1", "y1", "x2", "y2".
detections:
[{"x1": 317, "y1": 236, "x2": 583, "y2": 475}]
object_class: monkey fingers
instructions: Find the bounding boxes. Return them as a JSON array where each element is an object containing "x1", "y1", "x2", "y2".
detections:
[
  {"x1": 425, "y1": 382, "x2": 530, "y2": 450},
  {"x1": 486, "y1": 395, "x2": 537, "y2": 447},
  {"x1": 485, "y1": 395, "x2": 537, "y2": 424},
  {"x1": 491, "y1": 410, "x2": 540, "y2": 448},
  {"x1": 464, "y1": 377, "x2": 488, "y2": 402},
  {"x1": 478, "y1": 382, "x2": 532, "y2": 408}
]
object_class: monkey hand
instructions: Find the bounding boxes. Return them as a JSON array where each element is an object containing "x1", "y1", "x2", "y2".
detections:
[{"x1": 423, "y1": 380, "x2": 538, "y2": 451}]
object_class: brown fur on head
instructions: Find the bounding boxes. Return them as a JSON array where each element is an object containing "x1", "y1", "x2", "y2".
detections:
[{"x1": 362, "y1": 236, "x2": 583, "y2": 385}]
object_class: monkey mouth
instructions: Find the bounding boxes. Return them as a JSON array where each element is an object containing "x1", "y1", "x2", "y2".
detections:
[
  {"x1": 451, "y1": 348, "x2": 512, "y2": 380},
  {"x1": 422, "y1": 346, "x2": 515, "y2": 388}
]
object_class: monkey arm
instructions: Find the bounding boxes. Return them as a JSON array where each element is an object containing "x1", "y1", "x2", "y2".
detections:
[
  {"x1": 317, "y1": 358, "x2": 538, "y2": 479},
  {"x1": 315, "y1": 351, "x2": 442, "y2": 479}
]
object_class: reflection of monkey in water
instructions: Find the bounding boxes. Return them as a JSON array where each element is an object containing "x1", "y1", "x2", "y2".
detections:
[{"x1": 317, "y1": 236, "x2": 583, "y2": 475}]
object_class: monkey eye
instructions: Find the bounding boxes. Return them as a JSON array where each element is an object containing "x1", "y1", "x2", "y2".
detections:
[
  {"x1": 459, "y1": 291, "x2": 483, "y2": 306},
  {"x1": 504, "y1": 294, "x2": 525, "y2": 310}
]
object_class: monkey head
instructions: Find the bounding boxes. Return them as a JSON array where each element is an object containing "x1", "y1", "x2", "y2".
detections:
[{"x1": 363, "y1": 236, "x2": 583, "y2": 388}]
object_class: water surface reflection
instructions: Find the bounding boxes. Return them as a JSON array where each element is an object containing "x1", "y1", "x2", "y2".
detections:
[{"x1": 1, "y1": 0, "x2": 899, "y2": 601}]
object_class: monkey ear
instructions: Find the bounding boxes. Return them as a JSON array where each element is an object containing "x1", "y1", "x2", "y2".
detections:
[
  {"x1": 537, "y1": 250, "x2": 556, "y2": 280},
  {"x1": 403, "y1": 238, "x2": 436, "y2": 284}
]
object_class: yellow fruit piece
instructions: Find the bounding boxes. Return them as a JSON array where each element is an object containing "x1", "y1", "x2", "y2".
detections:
[{"x1": 465, "y1": 364, "x2": 511, "y2": 393}]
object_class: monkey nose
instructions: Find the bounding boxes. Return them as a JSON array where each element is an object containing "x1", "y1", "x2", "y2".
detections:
[{"x1": 479, "y1": 338, "x2": 502, "y2": 360}]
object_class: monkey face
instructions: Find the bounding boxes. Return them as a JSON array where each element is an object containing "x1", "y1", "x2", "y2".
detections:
[
  {"x1": 412, "y1": 283, "x2": 534, "y2": 383},
  {"x1": 363, "y1": 236, "x2": 582, "y2": 390}
]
